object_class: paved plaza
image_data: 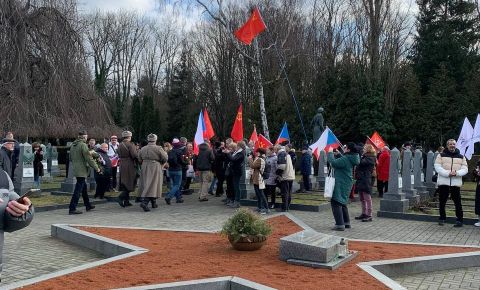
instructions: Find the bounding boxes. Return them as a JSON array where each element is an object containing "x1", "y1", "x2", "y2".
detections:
[{"x1": 2, "y1": 195, "x2": 480, "y2": 289}]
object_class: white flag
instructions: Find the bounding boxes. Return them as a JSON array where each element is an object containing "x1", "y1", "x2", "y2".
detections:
[
  {"x1": 466, "y1": 113, "x2": 480, "y2": 159},
  {"x1": 472, "y1": 114, "x2": 480, "y2": 144},
  {"x1": 457, "y1": 117, "x2": 473, "y2": 157}
]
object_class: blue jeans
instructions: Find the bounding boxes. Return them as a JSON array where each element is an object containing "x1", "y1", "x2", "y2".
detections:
[
  {"x1": 209, "y1": 176, "x2": 217, "y2": 193},
  {"x1": 166, "y1": 170, "x2": 183, "y2": 200},
  {"x1": 254, "y1": 185, "x2": 268, "y2": 210},
  {"x1": 34, "y1": 175, "x2": 41, "y2": 189}
]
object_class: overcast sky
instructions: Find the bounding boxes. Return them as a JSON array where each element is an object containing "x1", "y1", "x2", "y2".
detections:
[{"x1": 77, "y1": 0, "x2": 419, "y2": 31}]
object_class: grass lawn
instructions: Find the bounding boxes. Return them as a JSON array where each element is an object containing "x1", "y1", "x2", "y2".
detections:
[{"x1": 29, "y1": 194, "x2": 72, "y2": 207}]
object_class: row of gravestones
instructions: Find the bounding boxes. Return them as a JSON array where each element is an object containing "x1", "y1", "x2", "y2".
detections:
[
  {"x1": 13, "y1": 143, "x2": 60, "y2": 194},
  {"x1": 314, "y1": 148, "x2": 438, "y2": 213}
]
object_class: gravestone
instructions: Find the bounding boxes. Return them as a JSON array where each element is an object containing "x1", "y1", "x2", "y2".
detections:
[
  {"x1": 413, "y1": 149, "x2": 428, "y2": 200},
  {"x1": 317, "y1": 150, "x2": 327, "y2": 190},
  {"x1": 425, "y1": 151, "x2": 436, "y2": 196},
  {"x1": 402, "y1": 149, "x2": 419, "y2": 205},
  {"x1": 88, "y1": 167, "x2": 96, "y2": 191},
  {"x1": 279, "y1": 230, "x2": 357, "y2": 270},
  {"x1": 13, "y1": 143, "x2": 34, "y2": 194},
  {"x1": 40, "y1": 144, "x2": 51, "y2": 182},
  {"x1": 60, "y1": 144, "x2": 76, "y2": 193},
  {"x1": 379, "y1": 148, "x2": 409, "y2": 213},
  {"x1": 46, "y1": 144, "x2": 60, "y2": 178}
]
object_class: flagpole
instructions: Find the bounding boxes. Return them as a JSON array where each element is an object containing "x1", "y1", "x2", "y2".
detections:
[{"x1": 266, "y1": 33, "x2": 308, "y2": 144}]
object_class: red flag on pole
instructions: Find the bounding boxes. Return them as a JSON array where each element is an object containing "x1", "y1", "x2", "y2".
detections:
[
  {"x1": 370, "y1": 131, "x2": 386, "y2": 150},
  {"x1": 249, "y1": 125, "x2": 258, "y2": 143},
  {"x1": 234, "y1": 8, "x2": 266, "y2": 45},
  {"x1": 256, "y1": 134, "x2": 273, "y2": 150},
  {"x1": 231, "y1": 104, "x2": 243, "y2": 142},
  {"x1": 203, "y1": 108, "x2": 215, "y2": 140}
]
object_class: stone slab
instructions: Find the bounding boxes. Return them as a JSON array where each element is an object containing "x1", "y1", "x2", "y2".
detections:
[
  {"x1": 379, "y1": 198, "x2": 409, "y2": 213},
  {"x1": 280, "y1": 230, "x2": 342, "y2": 263},
  {"x1": 286, "y1": 250, "x2": 358, "y2": 270}
]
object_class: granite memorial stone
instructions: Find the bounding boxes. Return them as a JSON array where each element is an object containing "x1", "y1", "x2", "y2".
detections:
[
  {"x1": 425, "y1": 151, "x2": 436, "y2": 196},
  {"x1": 317, "y1": 150, "x2": 327, "y2": 190},
  {"x1": 13, "y1": 142, "x2": 34, "y2": 194},
  {"x1": 279, "y1": 230, "x2": 357, "y2": 270},
  {"x1": 413, "y1": 149, "x2": 428, "y2": 200},
  {"x1": 60, "y1": 144, "x2": 76, "y2": 193},
  {"x1": 379, "y1": 148, "x2": 409, "y2": 213},
  {"x1": 402, "y1": 149, "x2": 419, "y2": 205}
]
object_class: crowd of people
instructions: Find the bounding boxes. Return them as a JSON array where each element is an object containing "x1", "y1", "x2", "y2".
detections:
[
  {"x1": 0, "y1": 129, "x2": 478, "y2": 232},
  {"x1": 61, "y1": 130, "x2": 480, "y2": 231}
]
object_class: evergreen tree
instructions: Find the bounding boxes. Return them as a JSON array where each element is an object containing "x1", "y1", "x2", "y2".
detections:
[
  {"x1": 411, "y1": 0, "x2": 479, "y2": 147},
  {"x1": 166, "y1": 49, "x2": 197, "y2": 141}
]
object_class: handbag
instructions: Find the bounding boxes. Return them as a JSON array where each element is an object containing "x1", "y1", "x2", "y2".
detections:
[
  {"x1": 324, "y1": 169, "x2": 335, "y2": 198},
  {"x1": 186, "y1": 165, "x2": 195, "y2": 178}
]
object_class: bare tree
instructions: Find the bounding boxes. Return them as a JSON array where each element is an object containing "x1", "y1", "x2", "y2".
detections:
[
  {"x1": 110, "y1": 11, "x2": 148, "y2": 125},
  {"x1": 0, "y1": 0, "x2": 114, "y2": 138}
]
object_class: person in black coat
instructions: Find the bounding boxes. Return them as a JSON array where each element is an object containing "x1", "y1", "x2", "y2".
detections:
[
  {"x1": 0, "y1": 138, "x2": 15, "y2": 179},
  {"x1": 94, "y1": 143, "x2": 112, "y2": 199},
  {"x1": 300, "y1": 146, "x2": 312, "y2": 192},
  {"x1": 212, "y1": 141, "x2": 226, "y2": 197},
  {"x1": 32, "y1": 143, "x2": 44, "y2": 189},
  {"x1": 225, "y1": 141, "x2": 245, "y2": 208},
  {"x1": 354, "y1": 144, "x2": 377, "y2": 222},
  {"x1": 474, "y1": 161, "x2": 480, "y2": 227}
]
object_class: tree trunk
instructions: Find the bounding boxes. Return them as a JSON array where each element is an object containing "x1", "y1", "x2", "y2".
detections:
[{"x1": 253, "y1": 39, "x2": 270, "y2": 140}]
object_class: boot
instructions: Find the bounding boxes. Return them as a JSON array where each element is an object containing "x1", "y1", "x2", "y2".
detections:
[
  {"x1": 140, "y1": 199, "x2": 150, "y2": 212},
  {"x1": 151, "y1": 198, "x2": 158, "y2": 208}
]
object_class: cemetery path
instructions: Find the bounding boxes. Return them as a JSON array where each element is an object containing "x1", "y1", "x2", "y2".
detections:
[{"x1": 2, "y1": 194, "x2": 480, "y2": 289}]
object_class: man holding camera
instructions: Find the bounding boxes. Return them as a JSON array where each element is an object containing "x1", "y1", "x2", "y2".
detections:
[{"x1": 0, "y1": 169, "x2": 34, "y2": 281}]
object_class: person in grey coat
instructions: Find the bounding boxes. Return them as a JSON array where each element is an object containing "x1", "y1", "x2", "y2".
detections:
[
  {"x1": 264, "y1": 147, "x2": 278, "y2": 209},
  {"x1": 0, "y1": 169, "x2": 34, "y2": 281}
]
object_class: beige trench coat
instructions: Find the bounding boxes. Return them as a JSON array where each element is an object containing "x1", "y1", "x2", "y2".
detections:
[{"x1": 138, "y1": 144, "x2": 168, "y2": 198}]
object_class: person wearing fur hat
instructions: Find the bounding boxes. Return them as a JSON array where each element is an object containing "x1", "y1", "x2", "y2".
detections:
[
  {"x1": 117, "y1": 130, "x2": 138, "y2": 208},
  {"x1": 137, "y1": 134, "x2": 168, "y2": 211}
]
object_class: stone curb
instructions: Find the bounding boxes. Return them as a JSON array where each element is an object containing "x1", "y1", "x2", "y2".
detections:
[
  {"x1": 240, "y1": 199, "x2": 331, "y2": 212},
  {"x1": 3, "y1": 224, "x2": 147, "y2": 290},
  {"x1": 377, "y1": 210, "x2": 479, "y2": 225},
  {"x1": 114, "y1": 276, "x2": 276, "y2": 290}
]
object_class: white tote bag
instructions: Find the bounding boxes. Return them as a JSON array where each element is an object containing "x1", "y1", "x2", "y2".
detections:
[{"x1": 324, "y1": 169, "x2": 335, "y2": 198}]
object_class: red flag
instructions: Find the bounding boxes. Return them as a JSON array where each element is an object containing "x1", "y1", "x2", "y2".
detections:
[
  {"x1": 203, "y1": 108, "x2": 215, "y2": 140},
  {"x1": 234, "y1": 8, "x2": 266, "y2": 45},
  {"x1": 370, "y1": 131, "x2": 386, "y2": 150},
  {"x1": 231, "y1": 104, "x2": 243, "y2": 142},
  {"x1": 256, "y1": 134, "x2": 273, "y2": 150},
  {"x1": 249, "y1": 125, "x2": 258, "y2": 143}
]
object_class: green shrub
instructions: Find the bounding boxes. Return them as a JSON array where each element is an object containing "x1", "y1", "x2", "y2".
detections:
[{"x1": 220, "y1": 208, "x2": 272, "y2": 242}]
